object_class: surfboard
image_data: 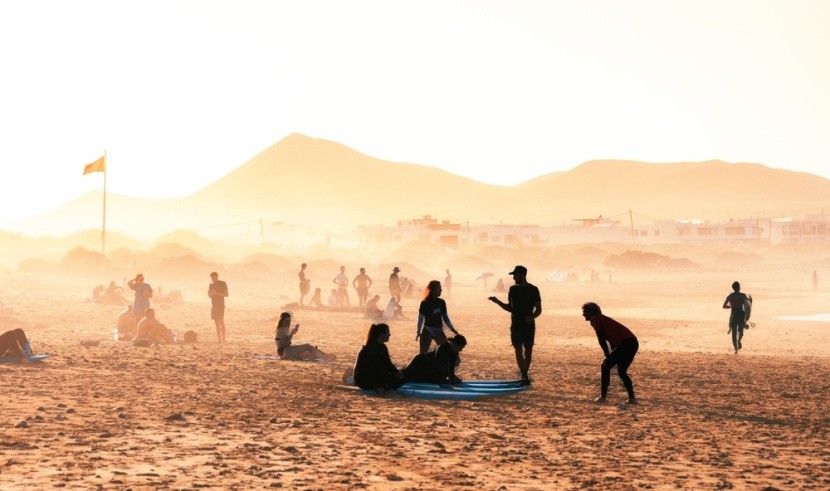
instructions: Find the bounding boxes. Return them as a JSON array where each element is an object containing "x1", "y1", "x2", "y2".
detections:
[
  {"x1": 401, "y1": 382, "x2": 528, "y2": 395},
  {"x1": 338, "y1": 385, "x2": 506, "y2": 401},
  {"x1": 744, "y1": 294, "x2": 753, "y2": 323},
  {"x1": 0, "y1": 354, "x2": 49, "y2": 363}
]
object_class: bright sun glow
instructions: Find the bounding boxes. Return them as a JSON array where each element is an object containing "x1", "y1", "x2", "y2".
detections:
[{"x1": 1, "y1": 0, "x2": 828, "y2": 225}]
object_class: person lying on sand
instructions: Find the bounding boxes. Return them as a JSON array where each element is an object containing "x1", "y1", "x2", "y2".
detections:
[
  {"x1": 0, "y1": 328, "x2": 34, "y2": 362},
  {"x1": 581, "y1": 302, "x2": 639, "y2": 404},
  {"x1": 134, "y1": 308, "x2": 174, "y2": 345},
  {"x1": 401, "y1": 334, "x2": 466, "y2": 386},
  {"x1": 353, "y1": 323, "x2": 403, "y2": 391},
  {"x1": 274, "y1": 312, "x2": 334, "y2": 361}
]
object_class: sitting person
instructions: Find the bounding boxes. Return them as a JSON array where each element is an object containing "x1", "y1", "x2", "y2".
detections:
[
  {"x1": 353, "y1": 323, "x2": 404, "y2": 391},
  {"x1": 309, "y1": 288, "x2": 326, "y2": 309},
  {"x1": 326, "y1": 289, "x2": 342, "y2": 309},
  {"x1": 91, "y1": 284, "x2": 105, "y2": 302},
  {"x1": 383, "y1": 297, "x2": 407, "y2": 320},
  {"x1": 401, "y1": 334, "x2": 467, "y2": 385},
  {"x1": 274, "y1": 312, "x2": 333, "y2": 361},
  {"x1": 364, "y1": 295, "x2": 383, "y2": 318},
  {"x1": 0, "y1": 328, "x2": 34, "y2": 361},
  {"x1": 134, "y1": 308, "x2": 174, "y2": 344},
  {"x1": 115, "y1": 304, "x2": 137, "y2": 340},
  {"x1": 492, "y1": 278, "x2": 506, "y2": 292},
  {"x1": 100, "y1": 281, "x2": 126, "y2": 304}
]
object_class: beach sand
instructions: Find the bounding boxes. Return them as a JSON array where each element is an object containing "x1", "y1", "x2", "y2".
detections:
[{"x1": 1, "y1": 259, "x2": 829, "y2": 490}]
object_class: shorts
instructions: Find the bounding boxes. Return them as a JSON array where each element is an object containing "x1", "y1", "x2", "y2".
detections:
[
  {"x1": 211, "y1": 304, "x2": 225, "y2": 320},
  {"x1": 510, "y1": 325, "x2": 535, "y2": 349}
]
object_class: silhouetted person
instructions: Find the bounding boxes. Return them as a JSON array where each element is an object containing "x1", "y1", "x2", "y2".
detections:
[
  {"x1": 298, "y1": 263, "x2": 311, "y2": 306},
  {"x1": 309, "y1": 287, "x2": 325, "y2": 309},
  {"x1": 389, "y1": 267, "x2": 402, "y2": 302},
  {"x1": 581, "y1": 302, "x2": 638, "y2": 404},
  {"x1": 0, "y1": 328, "x2": 34, "y2": 361},
  {"x1": 353, "y1": 323, "x2": 404, "y2": 391},
  {"x1": 208, "y1": 271, "x2": 228, "y2": 343},
  {"x1": 365, "y1": 295, "x2": 383, "y2": 319},
  {"x1": 402, "y1": 334, "x2": 467, "y2": 385},
  {"x1": 333, "y1": 266, "x2": 351, "y2": 307},
  {"x1": 416, "y1": 280, "x2": 459, "y2": 354},
  {"x1": 488, "y1": 265, "x2": 541, "y2": 386},
  {"x1": 353, "y1": 267, "x2": 373, "y2": 307},
  {"x1": 127, "y1": 273, "x2": 153, "y2": 321},
  {"x1": 723, "y1": 281, "x2": 751, "y2": 354},
  {"x1": 813, "y1": 270, "x2": 819, "y2": 291},
  {"x1": 135, "y1": 308, "x2": 174, "y2": 344},
  {"x1": 115, "y1": 304, "x2": 137, "y2": 340},
  {"x1": 444, "y1": 269, "x2": 453, "y2": 299},
  {"x1": 492, "y1": 278, "x2": 506, "y2": 292}
]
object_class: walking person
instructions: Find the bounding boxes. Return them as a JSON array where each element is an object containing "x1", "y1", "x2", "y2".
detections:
[
  {"x1": 208, "y1": 271, "x2": 229, "y2": 343},
  {"x1": 444, "y1": 269, "x2": 452, "y2": 299},
  {"x1": 416, "y1": 280, "x2": 459, "y2": 354},
  {"x1": 353, "y1": 267, "x2": 373, "y2": 308},
  {"x1": 581, "y1": 302, "x2": 639, "y2": 404},
  {"x1": 488, "y1": 265, "x2": 541, "y2": 386},
  {"x1": 723, "y1": 281, "x2": 751, "y2": 354}
]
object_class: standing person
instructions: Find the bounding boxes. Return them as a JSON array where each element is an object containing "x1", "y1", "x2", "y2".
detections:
[
  {"x1": 488, "y1": 265, "x2": 541, "y2": 386},
  {"x1": 444, "y1": 269, "x2": 453, "y2": 299},
  {"x1": 353, "y1": 267, "x2": 373, "y2": 308},
  {"x1": 353, "y1": 323, "x2": 404, "y2": 391},
  {"x1": 723, "y1": 281, "x2": 751, "y2": 354},
  {"x1": 333, "y1": 266, "x2": 351, "y2": 307},
  {"x1": 127, "y1": 273, "x2": 153, "y2": 321},
  {"x1": 581, "y1": 302, "x2": 639, "y2": 404},
  {"x1": 389, "y1": 267, "x2": 402, "y2": 302},
  {"x1": 812, "y1": 270, "x2": 819, "y2": 291},
  {"x1": 208, "y1": 272, "x2": 229, "y2": 343},
  {"x1": 298, "y1": 263, "x2": 311, "y2": 306},
  {"x1": 416, "y1": 280, "x2": 459, "y2": 354}
]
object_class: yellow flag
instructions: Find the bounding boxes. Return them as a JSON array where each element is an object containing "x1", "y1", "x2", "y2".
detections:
[{"x1": 83, "y1": 155, "x2": 106, "y2": 175}]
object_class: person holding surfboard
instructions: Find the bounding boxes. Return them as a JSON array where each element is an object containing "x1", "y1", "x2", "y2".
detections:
[
  {"x1": 581, "y1": 302, "x2": 639, "y2": 404},
  {"x1": 0, "y1": 328, "x2": 34, "y2": 362},
  {"x1": 723, "y1": 281, "x2": 752, "y2": 354}
]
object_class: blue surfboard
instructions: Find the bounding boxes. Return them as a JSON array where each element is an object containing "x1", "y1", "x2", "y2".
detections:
[
  {"x1": 0, "y1": 354, "x2": 49, "y2": 363},
  {"x1": 358, "y1": 387, "x2": 493, "y2": 401},
  {"x1": 402, "y1": 382, "x2": 528, "y2": 395}
]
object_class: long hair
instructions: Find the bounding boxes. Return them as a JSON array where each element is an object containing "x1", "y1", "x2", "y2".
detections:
[
  {"x1": 275, "y1": 312, "x2": 291, "y2": 332},
  {"x1": 449, "y1": 334, "x2": 467, "y2": 347},
  {"x1": 422, "y1": 280, "x2": 441, "y2": 301},
  {"x1": 365, "y1": 323, "x2": 390, "y2": 345}
]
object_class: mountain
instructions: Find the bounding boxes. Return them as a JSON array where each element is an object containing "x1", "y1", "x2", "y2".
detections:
[{"x1": 12, "y1": 134, "x2": 830, "y2": 238}]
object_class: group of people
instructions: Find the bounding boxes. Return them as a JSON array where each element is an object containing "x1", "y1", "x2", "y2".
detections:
[
  {"x1": 299, "y1": 264, "x2": 422, "y2": 311},
  {"x1": 348, "y1": 264, "x2": 650, "y2": 404}
]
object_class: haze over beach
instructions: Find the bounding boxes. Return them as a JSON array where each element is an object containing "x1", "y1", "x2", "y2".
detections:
[{"x1": 1, "y1": 2, "x2": 829, "y2": 490}]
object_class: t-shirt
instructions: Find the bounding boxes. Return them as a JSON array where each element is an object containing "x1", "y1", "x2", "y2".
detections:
[
  {"x1": 209, "y1": 280, "x2": 228, "y2": 307},
  {"x1": 419, "y1": 297, "x2": 448, "y2": 329},
  {"x1": 334, "y1": 273, "x2": 349, "y2": 288},
  {"x1": 389, "y1": 273, "x2": 400, "y2": 292},
  {"x1": 589, "y1": 314, "x2": 636, "y2": 349},
  {"x1": 507, "y1": 283, "x2": 541, "y2": 328}
]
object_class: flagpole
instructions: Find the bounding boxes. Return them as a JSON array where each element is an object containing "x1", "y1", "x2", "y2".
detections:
[{"x1": 102, "y1": 149, "x2": 107, "y2": 256}]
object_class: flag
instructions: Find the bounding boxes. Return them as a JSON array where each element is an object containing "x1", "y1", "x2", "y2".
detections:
[{"x1": 83, "y1": 155, "x2": 106, "y2": 175}]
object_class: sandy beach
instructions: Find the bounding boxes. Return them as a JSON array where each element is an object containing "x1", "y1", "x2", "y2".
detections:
[{"x1": 1, "y1": 246, "x2": 828, "y2": 490}]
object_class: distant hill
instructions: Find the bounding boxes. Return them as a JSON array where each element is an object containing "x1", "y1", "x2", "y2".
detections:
[{"x1": 12, "y1": 134, "x2": 830, "y2": 238}]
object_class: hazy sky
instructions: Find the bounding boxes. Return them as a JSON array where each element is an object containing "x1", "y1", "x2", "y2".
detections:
[{"x1": 1, "y1": 1, "x2": 829, "y2": 226}]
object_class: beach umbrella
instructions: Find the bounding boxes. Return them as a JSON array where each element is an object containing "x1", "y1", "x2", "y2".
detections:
[{"x1": 474, "y1": 272, "x2": 494, "y2": 288}]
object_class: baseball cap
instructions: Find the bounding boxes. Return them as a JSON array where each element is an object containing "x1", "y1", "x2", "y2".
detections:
[{"x1": 508, "y1": 265, "x2": 527, "y2": 275}]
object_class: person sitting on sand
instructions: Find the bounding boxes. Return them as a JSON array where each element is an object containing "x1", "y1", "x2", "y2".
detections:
[
  {"x1": 353, "y1": 323, "x2": 404, "y2": 391},
  {"x1": 401, "y1": 334, "x2": 467, "y2": 385},
  {"x1": 102, "y1": 281, "x2": 126, "y2": 304},
  {"x1": 135, "y1": 308, "x2": 174, "y2": 344},
  {"x1": 115, "y1": 304, "x2": 137, "y2": 340},
  {"x1": 0, "y1": 328, "x2": 34, "y2": 361},
  {"x1": 309, "y1": 288, "x2": 325, "y2": 309},
  {"x1": 581, "y1": 302, "x2": 639, "y2": 404},
  {"x1": 492, "y1": 278, "x2": 506, "y2": 293},
  {"x1": 383, "y1": 297, "x2": 407, "y2": 320},
  {"x1": 364, "y1": 295, "x2": 383, "y2": 319},
  {"x1": 274, "y1": 312, "x2": 333, "y2": 361}
]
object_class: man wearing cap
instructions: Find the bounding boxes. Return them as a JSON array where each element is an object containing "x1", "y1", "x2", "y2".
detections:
[
  {"x1": 488, "y1": 265, "x2": 542, "y2": 386},
  {"x1": 389, "y1": 267, "x2": 402, "y2": 302}
]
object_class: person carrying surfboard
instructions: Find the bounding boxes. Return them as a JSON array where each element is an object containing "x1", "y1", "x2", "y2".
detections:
[
  {"x1": 581, "y1": 302, "x2": 639, "y2": 404},
  {"x1": 723, "y1": 281, "x2": 751, "y2": 354}
]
